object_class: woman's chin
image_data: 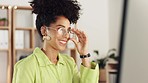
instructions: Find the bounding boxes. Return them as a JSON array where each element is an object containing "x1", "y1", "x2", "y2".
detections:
[{"x1": 59, "y1": 46, "x2": 66, "y2": 51}]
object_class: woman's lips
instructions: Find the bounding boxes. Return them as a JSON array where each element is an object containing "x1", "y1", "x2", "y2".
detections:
[
  {"x1": 59, "y1": 40, "x2": 67, "y2": 45},
  {"x1": 59, "y1": 41, "x2": 66, "y2": 44}
]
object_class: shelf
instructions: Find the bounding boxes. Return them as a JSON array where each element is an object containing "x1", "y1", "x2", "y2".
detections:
[
  {"x1": 106, "y1": 60, "x2": 118, "y2": 83},
  {"x1": 0, "y1": 49, "x2": 9, "y2": 51},
  {"x1": 0, "y1": 26, "x2": 9, "y2": 30},
  {"x1": 107, "y1": 60, "x2": 118, "y2": 64},
  {"x1": 12, "y1": 6, "x2": 36, "y2": 68},
  {"x1": 15, "y1": 48, "x2": 34, "y2": 51},
  {"x1": 15, "y1": 27, "x2": 35, "y2": 30},
  {"x1": 108, "y1": 69, "x2": 117, "y2": 73},
  {"x1": 0, "y1": 5, "x2": 12, "y2": 83},
  {"x1": 13, "y1": 6, "x2": 32, "y2": 10},
  {"x1": 0, "y1": 5, "x2": 11, "y2": 9}
]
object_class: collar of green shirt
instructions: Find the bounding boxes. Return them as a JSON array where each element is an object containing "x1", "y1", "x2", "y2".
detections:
[{"x1": 33, "y1": 47, "x2": 66, "y2": 66}]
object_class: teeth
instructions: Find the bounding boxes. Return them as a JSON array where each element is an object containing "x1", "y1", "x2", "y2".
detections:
[{"x1": 59, "y1": 41, "x2": 66, "y2": 44}]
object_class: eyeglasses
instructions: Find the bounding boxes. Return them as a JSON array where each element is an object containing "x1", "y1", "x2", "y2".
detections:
[{"x1": 46, "y1": 26, "x2": 74, "y2": 36}]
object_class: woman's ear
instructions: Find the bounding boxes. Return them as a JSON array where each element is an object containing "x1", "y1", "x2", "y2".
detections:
[{"x1": 40, "y1": 26, "x2": 46, "y2": 36}]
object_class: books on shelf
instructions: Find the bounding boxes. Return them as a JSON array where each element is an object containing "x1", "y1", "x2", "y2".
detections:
[
  {"x1": 15, "y1": 30, "x2": 24, "y2": 49},
  {"x1": 0, "y1": 30, "x2": 8, "y2": 49},
  {"x1": 33, "y1": 14, "x2": 37, "y2": 28},
  {"x1": 109, "y1": 73, "x2": 117, "y2": 83}
]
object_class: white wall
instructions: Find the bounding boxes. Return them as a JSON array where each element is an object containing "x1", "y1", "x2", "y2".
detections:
[
  {"x1": 120, "y1": 0, "x2": 148, "y2": 83},
  {"x1": 78, "y1": 0, "x2": 109, "y2": 59},
  {"x1": 108, "y1": 0, "x2": 123, "y2": 50},
  {"x1": 0, "y1": 0, "x2": 31, "y2": 6}
]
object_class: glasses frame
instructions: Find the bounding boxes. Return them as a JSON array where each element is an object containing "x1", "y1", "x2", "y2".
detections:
[{"x1": 46, "y1": 26, "x2": 74, "y2": 36}]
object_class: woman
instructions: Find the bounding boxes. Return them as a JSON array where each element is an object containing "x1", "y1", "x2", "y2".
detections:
[{"x1": 12, "y1": 0, "x2": 99, "y2": 83}]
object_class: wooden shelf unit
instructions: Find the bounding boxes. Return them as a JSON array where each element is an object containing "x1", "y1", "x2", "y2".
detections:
[
  {"x1": 12, "y1": 6, "x2": 36, "y2": 66},
  {"x1": 0, "y1": 5, "x2": 12, "y2": 83},
  {"x1": 0, "y1": 26, "x2": 9, "y2": 30},
  {"x1": 106, "y1": 60, "x2": 118, "y2": 83}
]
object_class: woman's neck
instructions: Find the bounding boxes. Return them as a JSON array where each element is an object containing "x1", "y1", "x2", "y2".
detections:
[{"x1": 42, "y1": 42, "x2": 59, "y2": 64}]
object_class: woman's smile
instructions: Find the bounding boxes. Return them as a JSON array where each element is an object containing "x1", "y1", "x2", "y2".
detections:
[{"x1": 59, "y1": 39, "x2": 68, "y2": 45}]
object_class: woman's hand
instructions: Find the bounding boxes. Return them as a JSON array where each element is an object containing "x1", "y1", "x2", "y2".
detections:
[
  {"x1": 70, "y1": 28, "x2": 88, "y2": 55},
  {"x1": 70, "y1": 28, "x2": 91, "y2": 68}
]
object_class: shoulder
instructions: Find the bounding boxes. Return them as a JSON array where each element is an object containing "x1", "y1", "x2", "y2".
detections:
[
  {"x1": 14, "y1": 54, "x2": 37, "y2": 70},
  {"x1": 13, "y1": 54, "x2": 38, "y2": 82}
]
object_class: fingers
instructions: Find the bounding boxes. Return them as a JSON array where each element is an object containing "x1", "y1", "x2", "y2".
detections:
[
  {"x1": 70, "y1": 28, "x2": 88, "y2": 55},
  {"x1": 71, "y1": 28, "x2": 87, "y2": 43}
]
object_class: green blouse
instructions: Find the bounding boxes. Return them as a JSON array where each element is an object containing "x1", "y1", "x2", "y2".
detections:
[{"x1": 12, "y1": 47, "x2": 99, "y2": 83}]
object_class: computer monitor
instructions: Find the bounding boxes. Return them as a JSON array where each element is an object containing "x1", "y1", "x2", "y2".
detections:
[{"x1": 117, "y1": 0, "x2": 148, "y2": 83}]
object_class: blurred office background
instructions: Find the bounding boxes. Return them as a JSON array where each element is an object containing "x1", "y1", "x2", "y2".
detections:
[{"x1": 0, "y1": 0, "x2": 124, "y2": 83}]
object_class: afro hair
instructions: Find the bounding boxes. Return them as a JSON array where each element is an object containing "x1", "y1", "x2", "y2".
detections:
[{"x1": 30, "y1": 0, "x2": 81, "y2": 37}]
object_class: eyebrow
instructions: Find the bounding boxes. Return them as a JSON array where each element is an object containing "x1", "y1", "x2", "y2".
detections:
[
  {"x1": 56, "y1": 24, "x2": 65, "y2": 28},
  {"x1": 56, "y1": 24, "x2": 71, "y2": 29}
]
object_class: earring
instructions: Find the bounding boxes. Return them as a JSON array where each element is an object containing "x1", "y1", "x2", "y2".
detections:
[
  {"x1": 46, "y1": 35, "x2": 51, "y2": 40},
  {"x1": 43, "y1": 36, "x2": 46, "y2": 40},
  {"x1": 43, "y1": 35, "x2": 51, "y2": 41}
]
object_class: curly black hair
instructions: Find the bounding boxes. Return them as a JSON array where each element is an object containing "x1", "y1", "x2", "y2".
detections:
[{"x1": 30, "y1": 0, "x2": 81, "y2": 37}]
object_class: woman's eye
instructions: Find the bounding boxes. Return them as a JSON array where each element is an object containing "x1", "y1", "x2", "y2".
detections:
[
  {"x1": 58, "y1": 26, "x2": 65, "y2": 29},
  {"x1": 56, "y1": 27, "x2": 64, "y2": 34}
]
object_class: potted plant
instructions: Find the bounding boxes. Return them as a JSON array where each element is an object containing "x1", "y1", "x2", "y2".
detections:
[
  {"x1": 93, "y1": 48, "x2": 118, "y2": 82},
  {"x1": 0, "y1": 18, "x2": 7, "y2": 26},
  {"x1": 97, "y1": 48, "x2": 118, "y2": 67}
]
